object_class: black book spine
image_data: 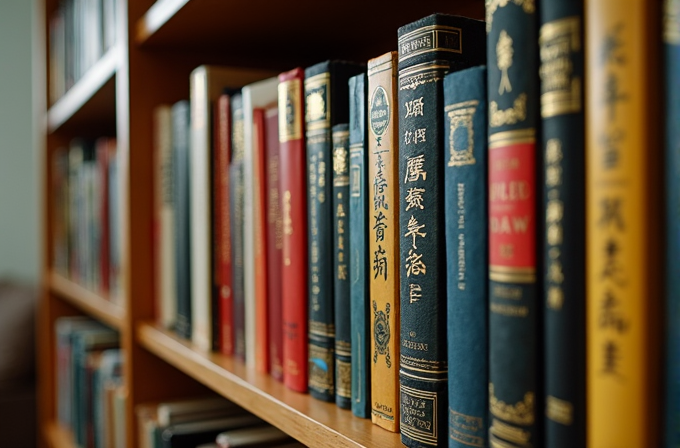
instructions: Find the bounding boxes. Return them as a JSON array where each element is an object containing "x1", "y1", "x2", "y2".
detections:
[
  {"x1": 172, "y1": 100, "x2": 192, "y2": 339},
  {"x1": 332, "y1": 123, "x2": 352, "y2": 409},
  {"x1": 539, "y1": 1, "x2": 585, "y2": 447},
  {"x1": 397, "y1": 14, "x2": 485, "y2": 447}
]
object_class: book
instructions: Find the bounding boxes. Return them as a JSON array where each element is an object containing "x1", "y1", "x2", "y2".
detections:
[
  {"x1": 215, "y1": 425, "x2": 292, "y2": 447},
  {"x1": 397, "y1": 14, "x2": 485, "y2": 447},
  {"x1": 443, "y1": 65, "x2": 488, "y2": 448},
  {"x1": 586, "y1": 1, "x2": 662, "y2": 446},
  {"x1": 264, "y1": 103, "x2": 284, "y2": 381},
  {"x1": 367, "y1": 51, "x2": 400, "y2": 431},
  {"x1": 108, "y1": 140, "x2": 122, "y2": 304},
  {"x1": 161, "y1": 415, "x2": 263, "y2": 448},
  {"x1": 242, "y1": 76, "x2": 279, "y2": 370},
  {"x1": 154, "y1": 104, "x2": 176, "y2": 330},
  {"x1": 305, "y1": 60, "x2": 364, "y2": 403},
  {"x1": 278, "y1": 67, "x2": 309, "y2": 393},
  {"x1": 214, "y1": 91, "x2": 235, "y2": 355},
  {"x1": 667, "y1": 1, "x2": 680, "y2": 446},
  {"x1": 190, "y1": 65, "x2": 275, "y2": 353},
  {"x1": 53, "y1": 146, "x2": 70, "y2": 277},
  {"x1": 94, "y1": 348, "x2": 123, "y2": 448},
  {"x1": 332, "y1": 123, "x2": 351, "y2": 409},
  {"x1": 172, "y1": 100, "x2": 192, "y2": 340},
  {"x1": 348, "y1": 72, "x2": 370, "y2": 419},
  {"x1": 539, "y1": 1, "x2": 586, "y2": 446},
  {"x1": 96, "y1": 137, "x2": 114, "y2": 297}
]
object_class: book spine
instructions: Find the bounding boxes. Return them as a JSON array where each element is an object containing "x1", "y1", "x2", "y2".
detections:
[
  {"x1": 97, "y1": 138, "x2": 110, "y2": 297},
  {"x1": 539, "y1": 2, "x2": 586, "y2": 447},
  {"x1": 230, "y1": 94, "x2": 246, "y2": 361},
  {"x1": 279, "y1": 70, "x2": 309, "y2": 393},
  {"x1": 53, "y1": 146, "x2": 70, "y2": 277},
  {"x1": 667, "y1": 1, "x2": 680, "y2": 446},
  {"x1": 367, "y1": 53, "x2": 400, "y2": 431},
  {"x1": 216, "y1": 93, "x2": 234, "y2": 356},
  {"x1": 332, "y1": 123, "x2": 351, "y2": 409},
  {"x1": 586, "y1": 1, "x2": 662, "y2": 446},
  {"x1": 349, "y1": 73, "x2": 371, "y2": 419},
  {"x1": 443, "y1": 65, "x2": 488, "y2": 448},
  {"x1": 487, "y1": 2, "x2": 541, "y2": 446},
  {"x1": 173, "y1": 100, "x2": 192, "y2": 340},
  {"x1": 265, "y1": 105, "x2": 284, "y2": 381},
  {"x1": 306, "y1": 69, "x2": 335, "y2": 402}
]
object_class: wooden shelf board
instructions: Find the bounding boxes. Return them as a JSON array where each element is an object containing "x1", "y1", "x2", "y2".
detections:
[
  {"x1": 137, "y1": 322, "x2": 402, "y2": 448},
  {"x1": 47, "y1": 45, "x2": 119, "y2": 134},
  {"x1": 135, "y1": 0, "x2": 485, "y2": 62},
  {"x1": 49, "y1": 271, "x2": 124, "y2": 329},
  {"x1": 44, "y1": 421, "x2": 76, "y2": 448}
]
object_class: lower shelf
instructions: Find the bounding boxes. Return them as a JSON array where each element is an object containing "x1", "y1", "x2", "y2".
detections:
[
  {"x1": 44, "y1": 421, "x2": 75, "y2": 448},
  {"x1": 137, "y1": 322, "x2": 402, "y2": 448}
]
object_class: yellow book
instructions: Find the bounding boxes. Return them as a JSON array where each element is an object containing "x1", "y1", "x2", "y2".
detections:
[
  {"x1": 367, "y1": 51, "x2": 400, "y2": 432},
  {"x1": 586, "y1": 1, "x2": 662, "y2": 446}
]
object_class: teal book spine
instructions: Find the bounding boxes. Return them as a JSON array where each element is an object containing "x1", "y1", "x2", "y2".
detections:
[
  {"x1": 306, "y1": 60, "x2": 364, "y2": 402},
  {"x1": 332, "y1": 123, "x2": 351, "y2": 410},
  {"x1": 397, "y1": 13, "x2": 485, "y2": 447},
  {"x1": 486, "y1": 1, "x2": 542, "y2": 447},
  {"x1": 539, "y1": 1, "x2": 586, "y2": 447},
  {"x1": 349, "y1": 73, "x2": 371, "y2": 419},
  {"x1": 443, "y1": 65, "x2": 488, "y2": 448}
]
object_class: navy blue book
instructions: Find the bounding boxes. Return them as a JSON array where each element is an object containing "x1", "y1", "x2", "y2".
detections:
[
  {"x1": 172, "y1": 100, "x2": 192, "y2": 340},
  {"x1": 305, "y1": 60, "x2": 364, "y2": 402},
  {"x1": 348, "y1": 72, "x2": 371, "y2": 419},
  {"x1": 539, "y1": 2, "x2": 585, "y2": 447},
  {"x1": 332, "y1": 123, "x2": 351, "y2": 410},
  {"x1": 487, "y1": 2, "x2": 541, "y2": 447},
  {"x1": 666, "y1": 1, "x2": 680, "y2": 446},
  {"x1": 397, "y1": 14, "x2": 485, "y2": 447},
  {"x1": 443, "y1": 65, "x2": 488, "y2": 448},
  {"x1": 229, "y1": 93, "x2": 246, "y2": 361}
]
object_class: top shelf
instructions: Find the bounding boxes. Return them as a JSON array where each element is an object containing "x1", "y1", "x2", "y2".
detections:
[{"x1": 135, "y1": 0, "x2": 485, "y2": 63}]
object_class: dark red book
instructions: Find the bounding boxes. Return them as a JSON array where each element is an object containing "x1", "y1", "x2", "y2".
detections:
[
  {"x1": 215, "y1": 91, "x2": 235, "y2": 356},
  {"x1": 264, "y1": 104, "x2": 283, "y2": 381},
  {"x1": 278, "y1": 68, "x2": 308, "y2": 392},
  {"x1": 96, "y1": 137, "x2": 114, "y2": 297}
]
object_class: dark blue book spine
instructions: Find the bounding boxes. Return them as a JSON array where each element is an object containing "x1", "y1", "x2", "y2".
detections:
[
  {"x1": 666, "y1": 2, "x2": 680, "y2": 446},
  {"x1": 487, "y1": 2, "x2": 541, "y2": 447},
  {"x1": 397, "y1": 14, "x2": 485, "y2": 448},
  {"x1": 230, "y1": 93, "x2": 246, "y2": 361},
  {"x1": 443, "y1": 66, "x2": 488, "y2": 448},
  {"x1": 332, "y1": 123, "x2": 352, "y2": 410},
  {"x1": 349, "y1": 73, "x2": 371, "y2": 418},
  {"x1": 539, "y1": 2, "x2": 585, "y2": 447},
  {"x1": 172, "y1": 100, "x2": 192, "y2": 340}
]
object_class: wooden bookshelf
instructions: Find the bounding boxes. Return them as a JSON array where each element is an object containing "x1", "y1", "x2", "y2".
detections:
[{"x1": 44, "y1": 421, "x2": 76, "y2": 448}]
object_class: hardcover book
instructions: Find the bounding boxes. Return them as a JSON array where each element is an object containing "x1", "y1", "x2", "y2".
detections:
[
  {"x1": 397, "y1": 14, "x2": 485, "y2": 447},
  {"x1": 278, "y1": 67, "x2": 309, "y2": 393},
  {"x1": 348, "y1": 72, "x2": 371, "y2": 419},
  {"x1": 586, "y1": 1, "x2": 662, "y2": 446},
  {"x1": 305, "y1": 60, "x2": 364, "y2": 402},
  {"x1": 443, "y1": 65, "x2": 488, "y2": 448},
  {"x1": 539, "y1": 1, "x2": 586, "y2": 446},
  {"x1": 366, "y1": 51, "x2": 400, "y2": 431}
]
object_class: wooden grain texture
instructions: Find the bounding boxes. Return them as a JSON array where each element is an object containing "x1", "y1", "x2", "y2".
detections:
[{"x1": 137, "y1": 322, "x2": 402, "y2": 448}]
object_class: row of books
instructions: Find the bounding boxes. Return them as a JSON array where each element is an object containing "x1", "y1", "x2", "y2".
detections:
[
  {"x1": 135, "y1": 396, "x2": 304, "y2": 448},
  {"x1": 48, "y1": 0, "x2": 117, "y2": 104},
  {"x1": 55, "y1": 316, "x2": 124, "y2": 448},
  {"x1": 52, "y1": 137, "x2": 123, "y2": 304}
]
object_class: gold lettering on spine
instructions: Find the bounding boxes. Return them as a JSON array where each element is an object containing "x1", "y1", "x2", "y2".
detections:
[
  {"x1": 490, "y1": 94, "x2": 527, "y2": 128},
  {"x1": 283, "y1": 191, "x2": 292, "y2": 266},
  {"x1": 665, "y1": 0, "x2": 680, "y2": 44},
  {"x1": 546, "y1": 395, "x2": 574, "y2": 426},
  {"x1": 278, "y1": 79, "x2": 302, "y2": 142},
  {"x1": 488, "y1": 383, "x2": 535, "y2": 425},
  {"x1": 540, "y1": 16, "x2": 582, "y2": 117}
]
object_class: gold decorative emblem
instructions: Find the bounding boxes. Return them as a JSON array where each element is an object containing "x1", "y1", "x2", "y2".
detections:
[
  {"x1": 445, "y1": 100, "x2": 479, "y2": 167},
  {"x1": 486, "y1": 0, "x2": 536, "y2": 31},
  {"x1": 333, "y1": 144, "x2": 349, "y2": 176},
  {"x1": 497, "y1": 30, "x2": 514, "y2": 95},
  {"x1": 306, "y1": 91, "x2": 325, "y2": 122},
  {"x1": 665, "y1": 0, "x2": 680, "y2": 44},
  {"x1": 489, "y1": 383, "x2": 535, "y2": 425}
]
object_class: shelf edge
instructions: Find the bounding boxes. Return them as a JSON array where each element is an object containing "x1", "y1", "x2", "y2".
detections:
[{"x1": 135, "y1": 0, "x2": 191, "y2": 45}]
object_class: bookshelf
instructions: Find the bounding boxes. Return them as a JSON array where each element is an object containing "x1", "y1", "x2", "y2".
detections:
[{"x1": 37, "y1": 1, "x2": 485, "y2": 447}]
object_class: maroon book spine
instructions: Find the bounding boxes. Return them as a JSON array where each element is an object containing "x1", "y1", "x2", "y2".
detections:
[{"x1": 96, "y1": 137, "x2": 112, "y2": 297}]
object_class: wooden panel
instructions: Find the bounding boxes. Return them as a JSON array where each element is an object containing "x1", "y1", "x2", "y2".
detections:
[
  {"x1": 49, "y1": 271, "x2": 125, "y2": 329},
  {"x1": 43, "y1": 421, "x2": 76, "y2": 448},
  {"x1": 137, "y1": 322, "x2": 402, "y2": 448}
]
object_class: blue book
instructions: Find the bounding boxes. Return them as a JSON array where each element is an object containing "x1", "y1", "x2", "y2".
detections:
[
  {"x1": 666, "y1": 1, "x2": 680, "y2": 446},
  {"x1": 348, "y1": 73, "x2": 371, "y2": 419},
  {"x1": 443, "y1": 65, "x2": 488, "y2": 448}
]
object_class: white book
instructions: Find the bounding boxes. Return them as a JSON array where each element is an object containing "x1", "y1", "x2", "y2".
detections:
[
  {"x1": 189, "y1": 66, "x2": 276, "y2": 352},
  {"x1": 154, "y1": 105, "x2": 176, "y2": 329},
  {"x1": 241, "y1": 77, "x2": 278, "y2": 369}
]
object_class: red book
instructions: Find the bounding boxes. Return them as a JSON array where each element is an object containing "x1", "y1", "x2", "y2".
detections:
[
  {"x1": 96, "y1": 137, "x2": 114, "y2": 297},
  {"x1": 278, "y1": 68, "x2": 308, "y2": 392},
  {"x1": 215, "y1": 92, "x2": 235, "y2": 356},
  {"x1": 253, "y1": 107, "x2": 270, "y2": 374},
  {"x1": 264, "y1": 104, "x2": 283, "y2": 381}
]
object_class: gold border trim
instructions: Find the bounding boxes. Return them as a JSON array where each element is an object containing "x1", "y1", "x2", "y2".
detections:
[
  {"x1": 489, "y1": 128, "x2": 536, "y2": 149},
  {"x1": 489, "y1": 272, "x2": 536, "y2": 283}
]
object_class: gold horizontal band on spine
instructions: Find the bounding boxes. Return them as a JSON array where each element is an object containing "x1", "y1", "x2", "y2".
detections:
[
  {"x1": 398, "y1": 61, "x2": 450, "y2": 79},
  {"x1": 304, "y1": 72, "x2": 330, "y2": 85},
  {"x1": 539, "y1": 16, "x2": 581, "y2": 50},
  {"x1": 489, "y1": 265, "x2": 536, "y2": 275},
  {"x1": 541, "y1": 92, "x2": 582, "y2": 118},
  {"x1": 399, "y1": 367, "x2": 449, "y2": 378},
  {"x1": 332, "y1": 130, "x2": 349, "y2": 139},
  {"x1": 489, "y1": 128, "x2": 536, "y2": 149},
  {"x1": 333, "y1": 176, "x2": 349, "y2": 186},
  {"x1": 398, "y1": 25, "x2": 463, "y2": 63},
  {"x1": 489, "y1": 271, "x2": 537, "y2": 283}
]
